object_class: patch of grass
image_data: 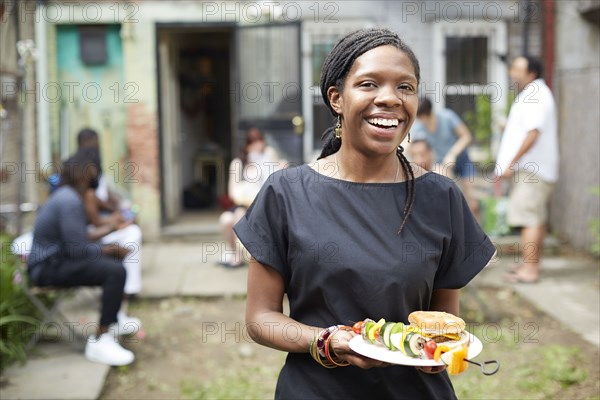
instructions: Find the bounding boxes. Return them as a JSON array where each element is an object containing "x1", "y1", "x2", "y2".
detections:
[
  {"x1": 513, "y1": 345, "x2": 587, "y2": 396},
  {"x1": 180, "y1": 364, "x2": 280, "y2": 400},
  {"x1": 453, "y1": 341, "x2": 588, "y2": 399},
  {"x1": 453, "y1": 288, "x2": 593, "y2": 400},
  {"x1": 116, "y1": 365, "x2": 130, "y2": 374},
  {"x1": 541, "y1": 345, "x2": 587, "y2": 388},
  {"x1": 102, "y1": 291, "x2": 599, "y2": 400}
]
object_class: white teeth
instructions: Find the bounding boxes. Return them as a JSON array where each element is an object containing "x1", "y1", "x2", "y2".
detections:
[{"x1": 367, "y1": 118, "x2": 399, "y2": 127}]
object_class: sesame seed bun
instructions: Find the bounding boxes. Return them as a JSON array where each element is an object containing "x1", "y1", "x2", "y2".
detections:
[{"x1": 408, "y1": 311, "x2": 466, "y2": 336}]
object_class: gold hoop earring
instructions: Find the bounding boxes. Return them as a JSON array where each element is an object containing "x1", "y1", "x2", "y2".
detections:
[
  {"x1": 335, "y1": 115, "x2": 342, "y2": 139},
  {"x1": 407, "y1": 132, "x2": 411, "y2": 143}
]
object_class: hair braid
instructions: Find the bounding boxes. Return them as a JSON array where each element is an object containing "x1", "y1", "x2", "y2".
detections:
[
  {"x1": 318, "y1": 127, "x2": 341, "y2": 159},
  {"x1": 396, "y1": 147, "x2": 415, "y2": 234},
  {"x1": 317, "y1": 28, "x2": 420, "y2": 234}
]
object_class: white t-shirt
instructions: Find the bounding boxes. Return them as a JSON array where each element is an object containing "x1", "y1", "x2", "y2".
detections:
[
  {"x1": 228, "y1": 146, "x2": 282, "y2": 207},
  {"x1": 95, "y1": 174, "x2": 109, "y2": 202},
  {"x1": 496, "y1": 79, "x2": 559, "y2": 182}
]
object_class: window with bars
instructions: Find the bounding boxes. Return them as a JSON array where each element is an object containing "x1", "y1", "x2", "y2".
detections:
[
  {"x1": 444, "y1": 35, "x2": 492, "y2": 145},
  {"x1": 445, "y1": 36, "x2": 488, "y2": 85}
]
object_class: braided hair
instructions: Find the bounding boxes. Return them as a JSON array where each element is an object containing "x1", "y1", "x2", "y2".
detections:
[{"x1": 317, "y1": 28, "x2": 420, "y2": 234}]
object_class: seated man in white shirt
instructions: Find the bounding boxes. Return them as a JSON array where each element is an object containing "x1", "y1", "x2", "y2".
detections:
[{"x1": 496, "y1": 56, "x2": 559, "y2": 283}]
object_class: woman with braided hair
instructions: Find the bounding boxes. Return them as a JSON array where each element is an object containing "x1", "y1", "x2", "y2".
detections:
[{"x1": 234, "y1": 28, "x2": 495, "y2": 399}]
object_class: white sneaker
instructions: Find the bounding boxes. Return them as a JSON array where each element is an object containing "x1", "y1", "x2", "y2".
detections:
[
  {"x1": 109, "y1": 311, "x2": 142, "y2": 336},
  {"x1": 85, "y1": 333, "x2": 135, "y2": 366}
]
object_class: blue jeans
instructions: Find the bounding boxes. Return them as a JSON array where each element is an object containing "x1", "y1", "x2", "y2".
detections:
[{"x1": 454, "y1": 151, "x2": 475, "y2": 179}]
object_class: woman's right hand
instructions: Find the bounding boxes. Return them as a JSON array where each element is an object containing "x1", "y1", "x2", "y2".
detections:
[{"x1": 329, "y1": 329, "x2": 391, "y2": 369}]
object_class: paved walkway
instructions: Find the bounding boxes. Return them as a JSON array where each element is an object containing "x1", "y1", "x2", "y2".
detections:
[
  {"x1": 471, "y1": 252, "x2": 600, "y2": 347},
  {"x1": 1, "y1": 236, "x2": 598, "y2": 399},
  {"x1": 140, "y1": 237, "x2": 248, "y2": 298}
]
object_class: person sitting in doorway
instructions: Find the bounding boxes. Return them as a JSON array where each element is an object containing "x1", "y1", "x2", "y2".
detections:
[
  {"x1": 218, "y1": 127, "x2": 286, "y2": 268},
  {"x1": 27, "y1": 148, "x2": 141, "y2": 366},
  {"x1": 78, "y1": 128, "x2": 143, "y2": 296}
]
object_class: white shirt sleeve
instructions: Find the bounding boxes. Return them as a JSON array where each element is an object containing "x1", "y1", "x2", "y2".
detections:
[{"x1": 95, "y1": 175, "x2": 109, "y2": 202}]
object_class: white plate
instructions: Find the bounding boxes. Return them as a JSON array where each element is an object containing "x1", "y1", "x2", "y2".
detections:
[{"x1": 348, "y1": 332, "x2": 483, "y2": 367}]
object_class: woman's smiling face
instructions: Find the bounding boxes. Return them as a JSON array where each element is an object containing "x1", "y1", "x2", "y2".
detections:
[{"x1": 328, "y1": 45, "x2": 419, "y2": 156}]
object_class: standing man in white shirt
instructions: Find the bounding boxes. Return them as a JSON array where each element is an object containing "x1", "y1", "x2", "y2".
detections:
[{"x1": 496, "y1": 56, "x2": 559, "y2": 283}]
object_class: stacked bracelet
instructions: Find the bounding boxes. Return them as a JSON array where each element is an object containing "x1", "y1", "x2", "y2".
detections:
[
  {"x1": 309, "y1": 325, "x2": 352, "y2": 368},
  {"x1": 310, "y1": 335, "x2": 336, "y2": 368}
]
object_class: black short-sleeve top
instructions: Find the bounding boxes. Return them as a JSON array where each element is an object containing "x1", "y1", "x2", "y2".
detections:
[{"x1": 233, "y1": 164, "x2": 496, "y2": 400}]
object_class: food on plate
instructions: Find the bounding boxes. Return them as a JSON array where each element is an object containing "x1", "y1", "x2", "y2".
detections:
[
  {"x1": 408, "y1": 311, "x2": 465, "y2": 342},
  {"x1": 352, "y1": 320, "x2": 364, "y2": 335},
  {"x1": 356, "y1": 311, "x2": 471, "y2": 374},
  {"x1": 423, "y1": 338, "x2": 438, "y2": 359}
]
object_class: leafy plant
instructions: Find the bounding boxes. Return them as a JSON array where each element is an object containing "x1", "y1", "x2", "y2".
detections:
[
  {"x1": 0, "y1": 233, "x2": 40, "y2": 371},
  {"x1": 463, "y1": 94, "x2": 492, "y2": 147}
]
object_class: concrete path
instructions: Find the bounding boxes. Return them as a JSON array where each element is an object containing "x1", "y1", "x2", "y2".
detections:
[
  {"x1": 0, "y1": 288, "x2": 109, "y2": 400},
  {"x1": 1, "y1": 236, "x2": 598, "y2": 400},
  {"x1": 1, "y1": 342, "x2": 109, "y2": 400},
  {"x1": 472, "y1": 252, "x2": 600, "y2": 347},
  {"x1": 141, "y1": 237, "x2": 248, "y2": 298}
]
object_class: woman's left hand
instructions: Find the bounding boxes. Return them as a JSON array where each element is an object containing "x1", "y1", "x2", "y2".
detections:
[{"x1": 329, "y1": 329, "x2": 392, "y2": 369}]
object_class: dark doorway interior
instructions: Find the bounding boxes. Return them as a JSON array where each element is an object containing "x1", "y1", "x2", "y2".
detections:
[{"x1": 174, "y1": 29, "x2": 232, "y2": 210}]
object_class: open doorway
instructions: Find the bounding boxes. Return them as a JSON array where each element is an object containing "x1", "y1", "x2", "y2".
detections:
[
  {"x1": 157, "y1": 25, "x2": 234, "y2": 231},
  {"x1": 157, "y1": 23, "x2": 303, "y2": 234}
]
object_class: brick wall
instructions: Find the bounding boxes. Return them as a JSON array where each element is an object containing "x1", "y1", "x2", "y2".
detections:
[{"x1": 126, "y1": 102, "x2": 161, "y2": 238}]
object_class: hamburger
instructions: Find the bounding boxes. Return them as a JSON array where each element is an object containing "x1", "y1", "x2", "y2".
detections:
[
  {"x1": 408, "y1": 311, "x2": 467, "y2": 343},
  {"x1": 408, "y1": 311, "x2": 471, "y2": 373}
]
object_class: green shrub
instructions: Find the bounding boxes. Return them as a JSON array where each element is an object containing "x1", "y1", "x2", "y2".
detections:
[
  {"x1": 0, "y1": 233, "x2": 40, "y2": 371},
  {"x1": 463, "y1": 93, "x2": 493, "y2": 147}
]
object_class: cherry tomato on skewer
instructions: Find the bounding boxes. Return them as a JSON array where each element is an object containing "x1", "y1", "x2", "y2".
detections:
[
  {"x1": 423, "y1": 339, "x2": 438, "y2": 359},
  {"x1": 352, "y1": 320, "x2": 364, "y2": 335}
]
